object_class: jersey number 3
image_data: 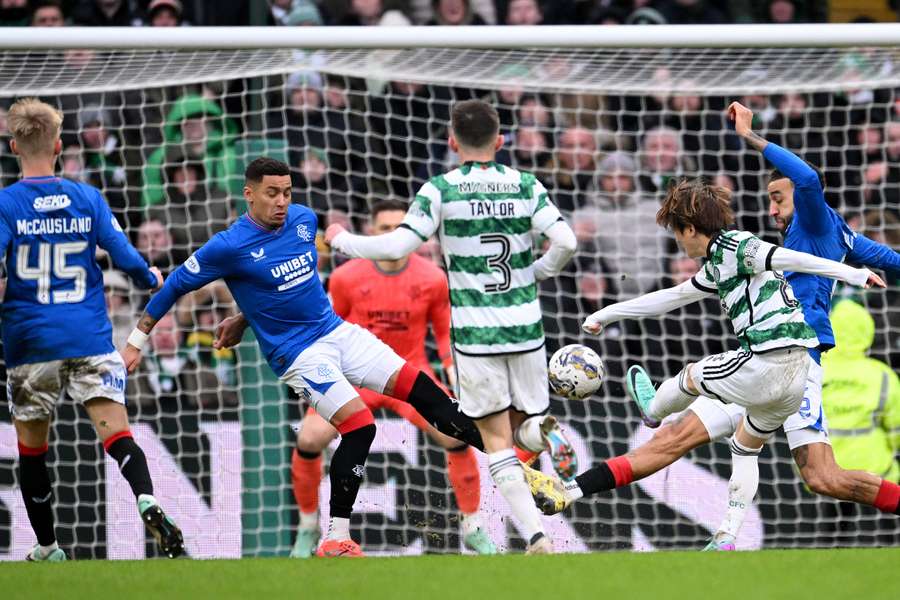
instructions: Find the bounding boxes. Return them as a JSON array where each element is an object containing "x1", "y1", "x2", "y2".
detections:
[
  {"x1": 16, "y1": 242, "x2": 88, "y2": 304},
  {"x1": 481, "y1": 234, "x2": 512, "y2": 293}
]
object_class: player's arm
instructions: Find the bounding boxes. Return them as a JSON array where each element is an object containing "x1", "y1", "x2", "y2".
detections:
[
  {"x1": 122, "y1": 238, "x2": 229, "y2": 372},
  {"x1": 327, "y1": 183, "x2": 440, "y2": 259},
  {"x1": 428, "y1": 273, "x2": 454, "y2": 379},
  {"x1": 530, "y1": 181, "x2": 576, "y2": 281},
  {"x1": 846, "y1": 232, "x2": 900, "y2": 275},
  {"x1": 728, "y1": 101, "x2": 830, "y2": 235},
  {"x1": 94, "y1": 191, "x2": 160, "y2": 289},
  {"x1": 738, "y1": 235, "x2": 884, "y2": 288},
  {"x1": 583, "y1": 277, "x2": 714, "y2": 335}
]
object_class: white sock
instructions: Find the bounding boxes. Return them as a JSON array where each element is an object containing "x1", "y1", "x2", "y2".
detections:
[
  {"x1": 488, "y1": 449, "x2": 544, "y2": 541},
  {"x1": 460, "y1": 512, "x2": 481, "y2": 537},
  {"x1": 299, "y1": 511, "x2": 318, "y2": 530},
  {"x1": 513, "y1": 416, "x2": 545, "y2": 453},
  {"x1": 648, "y1": 369, "x2": 697, "y2": 421},
  {"x1": 325, "y1": 516, "x2": 351, "y2": 541},
  {"x1": 39, "y1": 541, "x2": 59, "y2": 557},
  {"x1": 716, "y1": 439, "x2": 761, "y2": 539},
  {"x1": 564, "y1": 479, "x2": 584, "y2": 503}
]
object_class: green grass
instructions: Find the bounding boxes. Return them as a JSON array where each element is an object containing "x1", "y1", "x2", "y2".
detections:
[{"x1": 2, "y1": 549, "x2": 898, "y2": 600}]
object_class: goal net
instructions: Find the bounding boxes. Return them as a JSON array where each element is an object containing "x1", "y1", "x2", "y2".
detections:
[{"x1": 1, "y1": 26, "x2": 898, "y2": 559}]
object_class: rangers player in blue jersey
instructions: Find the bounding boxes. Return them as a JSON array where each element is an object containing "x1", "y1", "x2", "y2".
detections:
[
  {"x1": 529, "y1": 102, "x2": 900, "y2": 549},
  {"x1": 0, "y1": 98, "x2": 182, "y2": 561},
  {"x1": 121, "y1": 157, "x2": 509, "y2": 557}
]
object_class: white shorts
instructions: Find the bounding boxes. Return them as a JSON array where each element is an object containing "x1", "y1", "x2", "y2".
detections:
[
  {"x1": 455, "y1": 348, "x2": 549, "y2": 419},
  {"x1": 691, "y1": 346, "x2": 810, "y2": 439},
  {"x1": 690, "y1": 353, "x2": 830, "y2": 449},
  {"x1": 280, "y1": 322, "x2": 405, "y2": 421},
  {"x1": 7, "y1": 352, "x2": 127, "y2": 421}
]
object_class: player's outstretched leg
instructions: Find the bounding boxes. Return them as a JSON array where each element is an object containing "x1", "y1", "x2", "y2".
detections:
[
  {"x1": 316, "y1": 400, "x2": 376, "y2": 558},
  {"x1": 15, "y1": 418, "x2": 67, "y2": 562},
  {"x1": 385, "y1": 363, "x2": 485, "y2": 452},
  {"x1": 85, "y1": 398, "x2": 183, "y2": 558},
  {"x1": 290, "y1": 408, "x2": 333, "y2": 558},
  {"x1": 627, "y1": 365, "x2": 698, "y2": 428},
  {"x1": 514, "y1": 415, "x2": 578, "y2": 481}
]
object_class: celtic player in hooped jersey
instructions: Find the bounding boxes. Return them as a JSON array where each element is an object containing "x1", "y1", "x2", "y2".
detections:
[
  {"x1": 529, "y1": 178, "x2": 882, "y2": 547},
  {"x1": 329, "y1": 99, "x2": 577, "y2": 554}
]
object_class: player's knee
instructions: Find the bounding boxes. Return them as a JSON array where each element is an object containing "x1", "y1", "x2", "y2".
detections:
[{"x1": 682, "y1": 363, "x2": 700, "y2": 395}]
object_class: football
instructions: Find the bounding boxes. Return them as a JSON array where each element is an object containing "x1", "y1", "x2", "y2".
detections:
[{"x1": 548, "y1": 344, "x2": 605, "y2": 400}]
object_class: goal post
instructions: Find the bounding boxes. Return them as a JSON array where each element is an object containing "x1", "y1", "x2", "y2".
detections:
[{"x1": 0, "y1": 25, "x2": 898, "y2": 559}]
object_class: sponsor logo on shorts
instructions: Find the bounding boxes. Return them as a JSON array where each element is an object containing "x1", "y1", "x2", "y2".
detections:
[
  {"x1": 317, "y1": 364, "x2": 335, "y2": 380},
  {"x1": 101, "y1": 372, "x2": 126, "y2": 392}
]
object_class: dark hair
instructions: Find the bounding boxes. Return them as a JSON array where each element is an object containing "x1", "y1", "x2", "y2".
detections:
[
  {"x1": 769, "y1": 162, "x2": 825, "y2": 189},
  {"x1": 245, "y1": 156, "x2": 291, "y2": 183},
  {"x1": 451, "y1": 99, "x2": 500, "y2": 150},
  {"x1": 31, "y1": 0, "x2": 63, "y2": 13},
  {"x1": 656, "y1": 178, "x2": 735, "y2": 236},
  {"x1": 370, "y1": 199, "x2": 409, "y2": 220}
]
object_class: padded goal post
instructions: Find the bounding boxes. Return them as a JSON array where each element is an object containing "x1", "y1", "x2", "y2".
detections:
[{"x1": 0, "y1": 25, "x2": 899, "y2": 558}]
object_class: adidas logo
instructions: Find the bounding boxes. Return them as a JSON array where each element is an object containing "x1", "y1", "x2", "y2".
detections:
[{"x1": 251, "y1": 247, "x2": 265, "y2": 261}]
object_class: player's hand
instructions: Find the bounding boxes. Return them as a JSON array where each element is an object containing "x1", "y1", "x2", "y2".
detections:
[
  {"x1": 863, "y1": 270, "x2": 887, "y2": 289},
  {"x1": 213, "y1": 313, "x2": 248, "y2": 349},
  {"x1": 582, "y1": 313, "x2": 604, "y2": 335},
  {"x1": 149, "y1": 267, "x2": 164, "y2": 291},
  {"x1": 727, "y1": 101, "x2": 754, "y2": 137},
  {"x1": 121, "y1": 344, "x2": 142, "y2": 374},
  {"x1": 324, "y1": 223, "x2": 347, "y2": 246}
]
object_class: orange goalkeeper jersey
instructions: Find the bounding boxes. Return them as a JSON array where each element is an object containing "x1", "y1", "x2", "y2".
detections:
[{"x1": 328, "y1": 254, "x2": 452, "y2": 378}]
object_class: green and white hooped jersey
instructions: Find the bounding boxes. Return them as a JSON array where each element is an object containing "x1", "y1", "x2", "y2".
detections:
[
  {"x1": 401, "y1": 161, "x2": 562, "y2": 355},
  {"x1": 693, "y1": 230, "x2": 819, "y2": 353}
]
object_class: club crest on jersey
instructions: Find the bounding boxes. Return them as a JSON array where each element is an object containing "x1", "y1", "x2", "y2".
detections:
[
  {"x1": 33, "y1": 194, "x2": 71, "y2": 212},
  {"x1": 296, "y1": 223, "x2": 312, "y2": 242},
  {"x1": 251, "y1": 247, "x2": 266, "y2": 261},
  {"x1": 185, "y1": 254, "x2": 200, "y2": 274}
]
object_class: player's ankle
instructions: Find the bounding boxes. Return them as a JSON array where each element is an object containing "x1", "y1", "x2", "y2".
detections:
[
  {"x1": 326, "y1": 516, "x2": 351, "y2": 541},
  {"x1": 460, "y1": 512, "x2": 482, "y2": 537},
  {"x1": 299, "y1": 511, "x2": 319, "y2": 530},
  {"x1": 564, "y1": 479, "x2": 584, "y2": 502}
]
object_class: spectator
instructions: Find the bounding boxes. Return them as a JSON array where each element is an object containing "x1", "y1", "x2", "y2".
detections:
[
  {"x1": 73, "y1": 0, "x2": 142, "y2": 26},
  {"x1": 148, "y1": 157, "x2": 233, "y2": 253},
  {"x1": 0, "y1": 0, "x2": 29, "y2": 26},
  {"x1": 136, "y1": 218, "x2": 187, "y2": 276},
  {"x1": 573, "y1": 152, "x2": 669, "y2": 299},
  {"x1": 511, "y1": 126, "x2": 551, "y2": 176},
  {"x1": 142, "y1": 94, "x2": 239, "y2": 207},
  {"x1": 30, "y1": 0, "x2": 65, "y2": 26},
  {"x1": 548, "y1": 125, "x2": 599, "y2": 212},
  {"x1": 60, "y1": 144, "x2": 87, "y2": 182},
  {"x1": 281, "y1": 0, "x2": 324, "y2": 26},
  {"x1": 652, "y1": 0, "x2": 727, "y2": 24},
  {"x1": 339, "y1": 0, "x2": 386, "y2": 25},
  {"x1": 76, "y1": 104, "x2": 132, "y2": 223},
  {"x1": 637, "y1": 126, "x2": 696, "y2": 195},
  {"x1": 0, "y1": 103, "x2": 19, "y2": 186},
  {"x1": 501, "y1": 0, "x2": 543, "y2": 25},
  {"x1": 822, "y1": 300, "x2": 900, "y2": 483},
  {"x1": 146, "y1": 0, "x2": 184, "y2": 26},
  {"x1": 767, "y1": 0, "x2": 796, "y2": 23},
  {"x1": 103, "y1": 270, "x2": 134, "y2": 352},
  {"x1": 428, "y1": 0, "x2": 486, "y2": 25},
  {"x1": 768, "y1": 93, "x2": 826, "y2": 166}
]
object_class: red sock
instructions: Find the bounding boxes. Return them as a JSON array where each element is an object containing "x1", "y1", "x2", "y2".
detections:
[
  {"x1": 515, "y1": 446, "x2": 539, "y2": 465},
  {"x1": 873, "y1": 479, "x2": 900, "y2": 515},
  {"x1": 447, "y1": 447, "x2": 480, "y2": 515},
  {"x1": 607, "y1": 456, "x2": 634, "y2": 487},
  {"x1": 391, "y1": 362, "x2": 419, "y2": 402},
  {"x1": 291, "y1": 448, "x2": 322, "y2": 514}
]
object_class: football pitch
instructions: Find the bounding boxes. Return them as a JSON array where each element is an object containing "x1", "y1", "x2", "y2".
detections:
[{"x1": 2, "y1": 548, "x2": 898, "y2": 600}]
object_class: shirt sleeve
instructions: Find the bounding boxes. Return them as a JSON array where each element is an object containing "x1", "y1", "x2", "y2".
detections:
[
  {"x1": 94, "y1": 190, "x2": 157, "y2": 289},
  {"x1": 584, "y1": 279, "x2": 712, "y2": 330},
  {"x1": 530, "y1": 179, "x2": 563, "y2": 235},
  {"x1": 846, "y1": 233, "x2": 900, "y2": 274},
  {"x1": 145, "y1": 236, "x2": 230, "y2": 320},
  {"x1": 401, "y1": 181, "x2": 442, "y2": 241},
  {"x1": 732, "y1": 234, "x2": 779, "y2": 277},
  {"x1": 328, "y1": 267, "x2": 352, "y2": 319},
  {"x1": 428, "y1": 271, "x2": 453, "y2": 369},
  {"x1": 691, "y1": 262, "x2": 719, "y2": 293},
  {"x1": 762, "y1": 142, "x2": 831, "y2": 236}
]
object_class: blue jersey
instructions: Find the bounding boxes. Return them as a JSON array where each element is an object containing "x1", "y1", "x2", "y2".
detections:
[
  {"x1": 763, "y1": 143, "x2": 900, "y2": 350},
  {"x1": 0, "y1": 176, "x2": 157, "y2": 368},
  {"x1": 146, "y1": 204, "x2": 342, "y2": 376}
]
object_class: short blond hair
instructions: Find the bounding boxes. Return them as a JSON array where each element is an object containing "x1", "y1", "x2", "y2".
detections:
[{"x1": 7, "y1": 97, "x2": 63, "y2": 157}]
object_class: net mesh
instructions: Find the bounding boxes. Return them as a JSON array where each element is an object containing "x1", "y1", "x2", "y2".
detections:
[{"x1": 0, "y1": 45, "x2": 898, "y2": 559}]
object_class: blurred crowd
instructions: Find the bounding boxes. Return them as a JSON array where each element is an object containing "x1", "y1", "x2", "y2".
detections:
[{"x1": 0, "y1": 0, "x2": 897, "y2": 442}]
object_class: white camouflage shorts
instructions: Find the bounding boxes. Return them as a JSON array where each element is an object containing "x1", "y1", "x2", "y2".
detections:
[{"x1": 7, "y1": 352, "x2": 128, "y2": 421}]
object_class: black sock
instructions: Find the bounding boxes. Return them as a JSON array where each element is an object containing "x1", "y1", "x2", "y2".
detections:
[
  {"x1": 105, "y1": 435, "x2": 154, "y2": 498},
  {"x1": 329, "y1": 423, "x2": 376, "y2": 519},
  {"x1": 407, "y1": 373, "x2": 484, "y2": 452},
  {"x1": 575, "y1": 462, "x2": 616, "y2": 496},
  {"x1": 19, "y1": 450, "x2": 56, "y2": 546}
]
